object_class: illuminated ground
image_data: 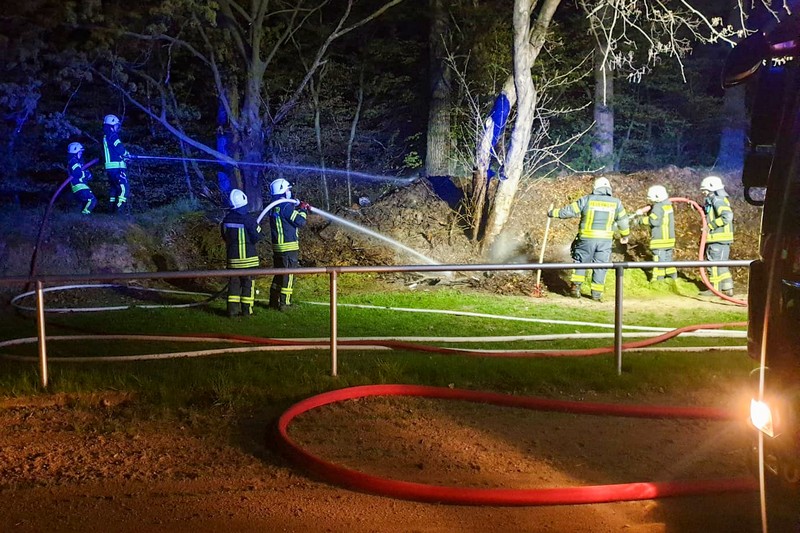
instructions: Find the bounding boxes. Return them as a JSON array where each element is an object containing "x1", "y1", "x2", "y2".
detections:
[{"x1": 0, "y1": 380, "x2": 765, "y2": 533}]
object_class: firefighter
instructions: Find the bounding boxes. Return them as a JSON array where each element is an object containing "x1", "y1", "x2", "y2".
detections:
[
  {"x1": 700, "y1": 175, "x2": 735, "y2": 296},
  {"x1": 221, "y1": 189, "x2": 263, "y2": 317},
  {"x1": 267, "y1": 178, "x2": 309, "y2": 310},
  {"x1": 548, "y1": 176, "x2": 630, "y2": 301},
  {"x1": 102, "y1": 114, "x2": 131, "y2": 213},
  {"x1": 633, "y1": 185, "x2": 677, "y2": 281},
  {"x1": 67, "y1": 142, "x2": 97, "y2": 215}
]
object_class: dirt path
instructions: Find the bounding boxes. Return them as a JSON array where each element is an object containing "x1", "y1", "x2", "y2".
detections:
[{"x1": 0, "y1": 389, "x2": 765, "y2": 533}]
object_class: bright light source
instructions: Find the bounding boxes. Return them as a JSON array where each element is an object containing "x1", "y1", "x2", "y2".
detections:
[{"x1": 750, "y1": 399, "x2": 775, "y2": 437}]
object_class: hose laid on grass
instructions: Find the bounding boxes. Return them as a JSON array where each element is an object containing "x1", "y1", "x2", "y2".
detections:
[
  {"x1": 10, "y1": 283, "x2": 221, "y2": 313},
  {"x1": 0, "y1": 333, "x2": 746, "y2": 363},
  {"x1": 276, "y1": 384, "x2": 758, "y2": 506},
  {"x1": 193, "y1": 322, "x2": 745, "y2": 359}
]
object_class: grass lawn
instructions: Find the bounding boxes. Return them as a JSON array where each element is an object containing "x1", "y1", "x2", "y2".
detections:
[{"x1": 0, "y1": 275, "x2": 753, "y2": 418}]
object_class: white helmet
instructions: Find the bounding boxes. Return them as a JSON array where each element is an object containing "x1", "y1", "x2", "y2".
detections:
[
  {"x1": 67, "y1": 142, "x2": 84, "y2": 155},
  {"x1": 229, "y1": 189, "x2": 248, "y2": 209},
  {"x1": 593, "y1": 176, "x2": 611, "y2": 192},
  {"x1": 270, "y1": 178, "x2": 291, "y2": 197},
  {"x1": 104, "y1": 114, "x2": 121, "y2": 126},
  {"x1": 647, "y1": 185, "x2": 668, "y2": 203},
  {"x1": 700, "y1": 175, "x2": 724, "y2": 192}
]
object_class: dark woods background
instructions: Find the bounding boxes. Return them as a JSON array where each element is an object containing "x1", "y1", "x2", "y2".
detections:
[{"x1": 0, "y1": 0, "x2": 735, "y2": 211}]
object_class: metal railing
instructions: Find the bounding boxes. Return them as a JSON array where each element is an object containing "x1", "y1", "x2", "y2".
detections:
[{"x1": 0, "y1": 259, "x2": 752, "y2": 388}]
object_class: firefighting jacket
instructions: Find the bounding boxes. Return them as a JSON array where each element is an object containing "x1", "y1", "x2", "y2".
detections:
[
  {"x1": 103, "y1": 125, "x2": 129, "y2": 170},
  {"x1": 641, "y1": 200, "x2": 676, "y2": 249},
  {"x1": 221, "y1": 207, "x2": 263, "y2": 269},
  {"x1": 68, "y1": 155, "x2": 92, "y2": 193},
  {"x1": 268, "y1": 199, "x2": 308, "y2": 253},
  {"x1": 550, "y1": 191, "x2": 630, "y2": 240},
  {"x1": 704, "y1": 191, "x2": 734, "y2": 244}
]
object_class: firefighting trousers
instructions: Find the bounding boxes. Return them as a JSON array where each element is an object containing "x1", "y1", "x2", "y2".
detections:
[
  {"x1": 705, "y1": 242, "x2": 733, "y2": 291},
  {"x1": 107, "y1": 169, "x2": 129, "y2": 209},
  {"x1": 227, "y1": 272, "x2": 255, "y2": 316},
  {"x1": 651, "y1": 248, "x2": 678, "y2": 280},
  {"x1": 270, "y1": 250, "x2": 299, "y2": 308},
  {"x1": 73, "y1": 188, "x2": 97, "y2": 215},
  {"x1": 570, "y1": 237, "x2": 612, "y2": 296}
]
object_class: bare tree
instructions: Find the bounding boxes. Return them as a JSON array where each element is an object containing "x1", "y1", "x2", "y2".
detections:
[
  {"x1": 95, "y1": 0, "x2": 404, "y2": 211},
  {"x1": 472, "y1": 0, "x2": 759, "y2": 255}
]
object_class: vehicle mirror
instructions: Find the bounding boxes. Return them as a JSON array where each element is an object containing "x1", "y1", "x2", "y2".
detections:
[{"x1": 722, "y1": 32, "x2": 770, "y2": 88}]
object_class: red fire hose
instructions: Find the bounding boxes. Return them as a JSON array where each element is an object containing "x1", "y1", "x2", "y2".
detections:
[
  {"x1": 668, "y1": 197, "x2": 747, "y2": 306},
  {"x1": 276, "y1": 384, "x2": 757, "y2": 506}
]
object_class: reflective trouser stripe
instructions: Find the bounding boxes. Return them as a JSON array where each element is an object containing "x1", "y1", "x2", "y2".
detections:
[
  {"x1": 705, "y1": 242, "x2": 733, "y2": 290},
  {"x1": 570, "y1": 238, "x2": 612, "y2": 293},
  {"x1": 652, "y1": 249, "x2": 677, "y2": 279}
]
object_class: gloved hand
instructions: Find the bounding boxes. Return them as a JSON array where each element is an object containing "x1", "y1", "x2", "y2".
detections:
[
  {"x1": 619, "y1": 237, "x2": 629, "y2": 245},
  {"x1": 84, "y1": 170, "x2": 93, "y2": 181},
  {"x1": 298, "y1": 201, "x2": 311, "y2": 211},
  {"x1": 635, "y1": 206, "x2": 651, "y2": 216},
  {"x1": 123, "y1": 152, "x2": 133, "y2": 162},
  {"x1": 546, "y1": 209, "x2": 555, "y2": 218}
]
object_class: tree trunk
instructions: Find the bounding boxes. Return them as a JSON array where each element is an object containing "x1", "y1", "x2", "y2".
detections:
[
  {"x1": 240, "y1": 109, "x2": 264, "y2": 211},
  {"x1": 470, "y1": 76, "x2": 516, "y2": 240},
  {"x1": 240, "y1": 61, "x2": 266, "y2": 212},
  {"x1": 482, "y1": 0, "x2": 536, "y2": 256},
  {"x1": 592, "y1": 42, "x2": 615, "y2": 171},
  {"x1": 425, "y1": 0, "x2": 452, "y2": 179},
  {"x1": 311, "y1": 76, "x2": 331, "y2": 210},
  {"x1": 716, "y1": 83, "x2": 746, "y2": 170},
  {"x1": 480, "y1": 0, "x2": 561, "y2": 255},
  {"x1": 347, "y1": 68, "x2": 366, "y2": 207}
]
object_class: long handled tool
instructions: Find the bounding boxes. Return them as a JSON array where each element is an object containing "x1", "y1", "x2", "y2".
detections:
[{"x1": 534, "y1": 203, "x2": 554, "y2": 296}]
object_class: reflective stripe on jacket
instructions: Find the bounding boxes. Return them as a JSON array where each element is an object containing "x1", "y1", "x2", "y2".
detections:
[
  {"x1": 269, "y1": 199, "x2": 308, "y2": 253},
  {"x1": 704, "y1": 192, "x2": 734, "y2": 243},
  {"x1": 103, "y1": 125, "x2": 128, "y2": 170},
  {"x1": 68, "y1": 156, "x2": 91, "y2": 193},
  {"x1": 221, "y1": 208, "x2": 262, "y2": 269},
  {"x1": 550, "y1": 192, "x2": 630, "y2": 240},
  {"x1": 643, "y1": 200, "x2": 675, "y2": 249}
]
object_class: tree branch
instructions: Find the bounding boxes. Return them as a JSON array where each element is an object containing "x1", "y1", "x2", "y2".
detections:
[{"x1": 94, "y1": 68, "x2": 239, "y2": 166}]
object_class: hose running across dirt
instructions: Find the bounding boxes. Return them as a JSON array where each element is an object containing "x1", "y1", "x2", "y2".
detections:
[
  {"x1": 276, "y1": 384, "x2": 757, "y2": 506},
  {"x1": 0, "y1": 298, "x2": 752, "y2": 505}
]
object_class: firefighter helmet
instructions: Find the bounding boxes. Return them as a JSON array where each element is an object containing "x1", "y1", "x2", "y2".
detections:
[
  {"x1": 67, "y1": 142, "x2": 84, "y2": 155},
  {"x1": 104, "y1": 114, "x2": 121, "y2": 126},
  {"x1": 229, "y1": 189, "x2": 248, "y2": 209},
  {"x1": 593, "y1": 176, "x2": 611, "y2": 192},
  {"x1": 647, "y1": 185, "x2": 668, "y2": 203},
  {"x1": 270, "y1": 178, "x2": 291, "y2": 197},
  {"x1": 700, "y1": 175, "x2": 724, "y2": 192}
]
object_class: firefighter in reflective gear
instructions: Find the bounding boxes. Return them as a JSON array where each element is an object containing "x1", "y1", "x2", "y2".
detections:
[
  {"x1": 221, "y1": 189, "x2": 263, "y2": 317},
  {"x1": 67, "y1": 142, "x2": 96, "y2": 215},
  {"x1": 700, "y1": 175, "x2": 735, "y2": 295},
  {"x1": 548, "y1": 177, "x2": 630, "y2": 301},
  {"x1": 267, "y1": 178, "x2": 308, "y2": 310},
  {"x1": 102, "y1": 114, "x2": 131, "y2": 212},
  {"x1": 633, "y1": 185, "x2": 677, "y2": 281}
]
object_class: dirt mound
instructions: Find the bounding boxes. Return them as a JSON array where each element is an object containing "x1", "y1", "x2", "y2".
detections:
[
  {"x1": 0, "y1": 168, "x2": 758, "y2": 293},
  {"x1": 302, "y1": 179, "x2": 477, "y2": 267}
]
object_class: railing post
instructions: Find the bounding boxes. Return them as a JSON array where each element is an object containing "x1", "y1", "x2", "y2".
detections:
[
  {"x1": 35, "y1": 280, "x2": 48, "y2": 389},
  {"x1": 330, "y1": 270, "x2": 338, "y2": 377},
  {"x1": 614, "y1": 266, "x2": 624, "y2": 376}
]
